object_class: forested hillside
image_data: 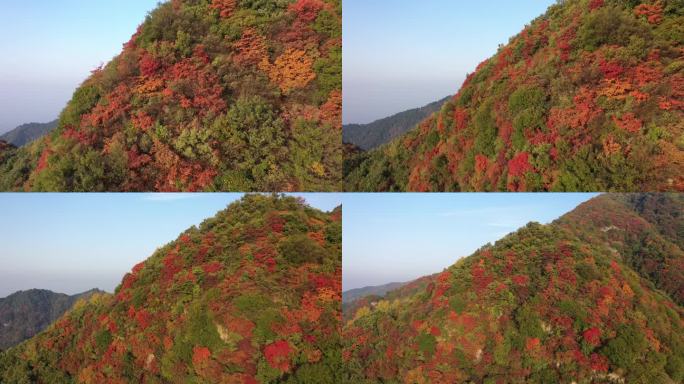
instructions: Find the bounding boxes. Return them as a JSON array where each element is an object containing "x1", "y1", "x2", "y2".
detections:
[
  {"x1": 0, "y1": 0, "x2": 341, "y2": 192},
  {"x1": 0, "y1": 195, "x2": 342, "y2": 383},
  {"x1": 343, "y1": 194, "x2": 684, "y2": 383},
  {"x1": 0, "y1": 289, "x2": 104, "y2": 350},
  {"x1": 346, "y1": 0, "x2": 684, "y2": 192}
]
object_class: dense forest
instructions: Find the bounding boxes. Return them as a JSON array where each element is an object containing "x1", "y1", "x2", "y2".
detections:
[
  {"x1": 0, "y1": 195, "x2": 342, "y2": 383},
  {"x1": 0, "y1": 0, "x2": 341, "y2": 192},
  {"x1": 0, "y1": 289, "x2": 104, "y2": 350},
  {"x1": 342, "y1": 194, "x2": 684, "y2": 383},
  {"x1": 345, "y1": 0, "x2": 684, "y2": 192}
]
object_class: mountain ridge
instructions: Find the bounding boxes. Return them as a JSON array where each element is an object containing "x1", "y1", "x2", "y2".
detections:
[
  {"x1": 0, "y1": 120, "x2": 58, "y2": 147},
  {"x1": 0, "y1": 288, "x2": 105, "y2": 350},
  {"x1": 342, "y1": 281, "x2": 407, "y2": 304},
  {"x1": 343, "y1": 96, "x2": 451, "y2": 151}
]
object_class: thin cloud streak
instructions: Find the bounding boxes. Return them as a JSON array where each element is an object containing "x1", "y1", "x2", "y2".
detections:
[{"x1": 141, "y1": 193, "x2": 204, "y2": 202}]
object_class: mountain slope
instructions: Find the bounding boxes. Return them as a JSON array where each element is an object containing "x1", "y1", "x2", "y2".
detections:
[
  {"x1": 343, "y1": 97, "x2": 450, "y2": 151},
  {"x1": 343, "y1": 194, "x2": 684, "y2": 383},
  {"x1": 0, "y1": 195, "x2": 342, "y2": 383},
  {"x1": 345, "y1": 0, "x2": 684, "y2": 192},
  {"x1": 0, "y1": 289, "x2": 104, "y2": 350},
  {"x1": 0, "y1": 0, "x2": 341, "y2": 192},
  {"x1": 0, "y1": 120, "x2": 58, "y2": 147}
]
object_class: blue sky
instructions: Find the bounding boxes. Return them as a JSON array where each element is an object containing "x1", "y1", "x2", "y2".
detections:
[
  {"x1": 342, "y1": 193, "x2": 598, "y2": 291},
  {"x1": 343, "y1": 0, "x2": 557, "y2": 124},
  {"x1": 0, "y1": 0, "x2": 160, "y2": 134},
  {"x1": 0, "y1": 193, "x2": 342, "y2": 297}
]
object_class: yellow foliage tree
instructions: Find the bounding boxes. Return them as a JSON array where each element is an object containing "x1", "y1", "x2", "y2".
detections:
[{"x1": 261, "y1": 49, "x2": 316, "y2": 93}]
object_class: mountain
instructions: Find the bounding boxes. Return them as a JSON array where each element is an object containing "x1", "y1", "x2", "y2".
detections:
[
  {"x1": 0, "y1": 288, "x2": 104, "y2": 350},
  {"x1": 0, "y1": 120, "x2": 58, "y2": 147},
  {"x1": 0, "y1": 195, "x2": 342, "y2": 383},
  {"x1": 0, "y1": 0, "x2": 341, "y2": 192},
  {"x1": 342, "y1": 282, "x2": 407, "y2": 304},
  {"x1": 343, "y1": 194, "x2": 684, "y2": 383},
  {"x1": 343, "y1": 96, "x2": 451, "y2": 151},
  {"x1": 345, "y1": 0, "x2": 684, "y2": 192}
]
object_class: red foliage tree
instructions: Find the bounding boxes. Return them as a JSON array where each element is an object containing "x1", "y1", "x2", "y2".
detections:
[
  {"x1": 320, "y1": 89, "x2": 343, "y2": 130},
  {"x1": 512, "y1": 274, "x2": 530, "y2": 287},
  {"x1": 132, "y1": 261, "x2": 145, "y2": 275},
  {"x1": 588, "y1": 0, "x2": 604, "y2": 10},
  {"x1": 612, "y1": 113, "x2": 642, "y2": 133},
  {"x1": 599, "y1": 60, "x2": 624, "y2": 79},
  {"x1": 557, "y1": 27, "x2": 575, "y2": 62},
  {"x1": 508, "y1": 152, "x2": 533, "y2": 178},
  {"x1": 139, "y1": 53, "x2": 161, "y2": 77},
  {"x1": 634, "y1": 1, "x2": 664, "y2": 24},
  {"x1": 135, "y1": 309, "x2": 152, "y2": 330},
  {"x1": 264, "y1": 340, "x2": 293, "y2": 372},
  {"x1": 162, "y1": 253, "x2": 183, "y2": 282},
  {"x1": 192, "y1": 346, "x2": 212, "y2": 365},
  {"x1": 61, "y1": 126, "x2": 95, "y2": 146},
  {"x1": 590, "y1": 353, "x2": 609, "y2": 372},
  {"x1": 634, "y1": 63, "x2": 662, "y2": 86},
  {"x1": 131, "y1": 111, "x2": 154, "y2": 131},
  {"x1": 203, "y1": 261, "x2": 222, "y2": 274},
  {"x1": 582, "y1": 327, "x2": 601, "y2": 346},
  {"x1": 526, "y1": 337, "x2": 540, "y2": 351},
  {"x1": 210, "y1": 0, "x2": 237, "y2": 18},
  {"x1": 232, "y1": 28, "x2": 268, "y2": 66},
  {"x1": 475, "y1": 154, "x2": 489, "y2": 174},
  {"x1": 289, "y1": 0, "x2": 325, "y2": 23},
  {"x1": 453, "y1": 108, "x2": 469, "y2": 131},
  {"x1": 471, "y1": 263, "x2": 493, "y2": 293},
  {"x1": 128, "y1": 147, "x2": 151, "y2": 170}
]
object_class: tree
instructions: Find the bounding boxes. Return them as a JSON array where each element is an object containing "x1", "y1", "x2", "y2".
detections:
[
  {"x1": 261, "y1": 48, "x2": 316, "y2": 93},
  {"x1": 263, "y1": 340, "x2": 293, "y2": 372},
  {"x1": 210, "y1": 0, "x2": 237, "y2": 18}
]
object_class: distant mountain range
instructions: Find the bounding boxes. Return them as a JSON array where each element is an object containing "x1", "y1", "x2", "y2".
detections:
[
  {"x1": 0, "y1": 288, "x2": 104, "y2": 350},
  {"x1": 343, "y1": 96, "x2": 451, "y2": 150},
  {"x1": 0, "y1": 120, "x2": 57, "y2": 147},
  {"x1": 342, "y1": 281, "x2": 407, "y2": 304}
]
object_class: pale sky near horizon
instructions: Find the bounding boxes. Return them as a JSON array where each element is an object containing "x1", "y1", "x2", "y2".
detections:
[
  {"x1": 343, "y1": 0, "x2": 557, "y2": 125},
  {"x1": 0, "y1": 0, "x2": 161, "y2": 134},
  {"x1": 0, "y1": 193, "x2": 342, "y2": 298},
  {"x1": 342, "y1": 193, "x2": 598, "y2": 291}
]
